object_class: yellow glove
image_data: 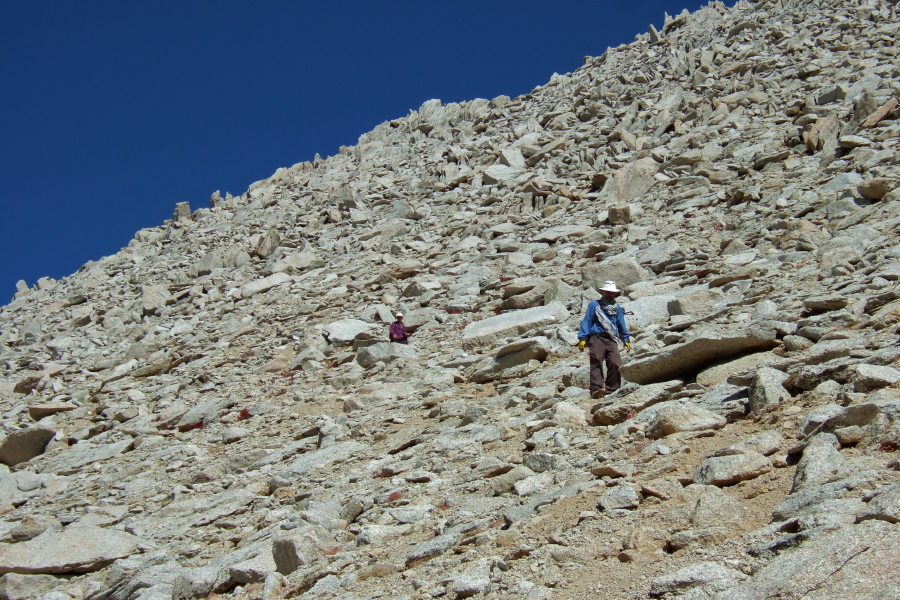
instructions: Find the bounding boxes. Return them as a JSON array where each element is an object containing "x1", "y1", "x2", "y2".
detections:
[
  {"x1": 624, "y1": 341, "x2": 632, "y2": 351},
  {"x1": 578, "y1": 340, "x2": 586, "y2": 351}
]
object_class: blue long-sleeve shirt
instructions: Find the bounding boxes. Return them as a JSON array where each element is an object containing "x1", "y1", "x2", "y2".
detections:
[{"x1": 578, "y1": 299, "x2": 630, "y2": 342}]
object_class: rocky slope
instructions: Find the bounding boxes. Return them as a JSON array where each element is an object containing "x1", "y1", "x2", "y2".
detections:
[{"x1": 2, "y1": 0, "x2": 900, "y2": 598}]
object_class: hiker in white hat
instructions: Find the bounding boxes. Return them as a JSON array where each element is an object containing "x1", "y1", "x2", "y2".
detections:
[
  {"x1": 576, "y1": 281, "x2": 631, "y2": 399},
  {"x1": 389, "y1": 312, "x2": 409, "y2": 344}
]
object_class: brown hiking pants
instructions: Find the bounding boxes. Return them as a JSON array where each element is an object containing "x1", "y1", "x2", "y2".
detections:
[{"x1": 588, "y1": 334, "x2": 621, "y2": 393}]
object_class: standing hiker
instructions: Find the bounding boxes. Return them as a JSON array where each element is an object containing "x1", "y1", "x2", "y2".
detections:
[
  {"x1": 577, "y1": 281, "x2": 631, "y2": 399},
  {"x1": 389, "y1": 312, "x2": 409, "y2": 344}
]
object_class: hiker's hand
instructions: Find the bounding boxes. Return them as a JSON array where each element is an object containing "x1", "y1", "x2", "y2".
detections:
[
  {"x1": 578, "y1": 340, "x2": 586, "y2": 351},
  {"x1": 624, "y1": 341, "x2": 632, "y2": 351}
]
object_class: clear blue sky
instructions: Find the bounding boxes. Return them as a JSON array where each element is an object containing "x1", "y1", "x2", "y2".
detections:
[{"x1": 0, "y1": 1, "x2": 731, "y2": 300}]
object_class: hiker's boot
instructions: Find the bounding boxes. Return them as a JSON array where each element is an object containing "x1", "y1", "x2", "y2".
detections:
[{"x1": 591, "y1": 389, "x2": 606, "y2": 400}]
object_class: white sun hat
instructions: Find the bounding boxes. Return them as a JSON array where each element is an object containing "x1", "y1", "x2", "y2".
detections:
[{"x1": 599, "y1": 281, "x2": 621, "y2": 294}]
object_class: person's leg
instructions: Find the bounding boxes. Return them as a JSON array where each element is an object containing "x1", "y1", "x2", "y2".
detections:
[
  {"x1": 603, "y1": 337, "x2": 622, "y2": 391},
  {"x1": 589, "y1": 336, "x2": 607, "y2": 398}
]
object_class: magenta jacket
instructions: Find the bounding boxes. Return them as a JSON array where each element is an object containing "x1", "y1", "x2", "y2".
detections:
[{"x1": 389, "y1": 321, "x2": 408, "y2": 344}]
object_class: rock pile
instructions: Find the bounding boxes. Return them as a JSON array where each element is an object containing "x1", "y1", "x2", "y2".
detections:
[{"x1": 2, "y1": 0, "x2": 900, "y2": 598}]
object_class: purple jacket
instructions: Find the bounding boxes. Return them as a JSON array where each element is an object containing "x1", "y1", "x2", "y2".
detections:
[{"x1": 389, "y1": 321, "x2": 408, "y2": 344}]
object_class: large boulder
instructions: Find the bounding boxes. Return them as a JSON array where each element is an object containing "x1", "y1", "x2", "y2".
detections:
[
  {"x1": 356, "y1": 342, "x2": 418, "y2": 368},
  {"x1": 581, "y1": 256, "x2": 652, "y2": 293},
  {"x1": 462, "y1": 302, "x2": 568, "y2": 350},
  {"x1": 0, "y1": 426, "x2": 55, "y2": 467},
  {"x1": 324, "y1": 319, "x2": 373, "y2": 346},
  {"x1": 601, "y1": 156, "x2": 660, "y2": 203},
  {"x1": 471, "y1": 337, "x2": 552, "y2": 383},
  {"x1": 621, "y1": 327, "x2": 778, "y2": 385}
]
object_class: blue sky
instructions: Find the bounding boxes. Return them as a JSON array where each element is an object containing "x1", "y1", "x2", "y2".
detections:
[{"x1": 0, "y1": 1, "x2": 731, "y2": 300}]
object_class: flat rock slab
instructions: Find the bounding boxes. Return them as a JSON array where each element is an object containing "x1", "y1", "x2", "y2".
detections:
[
  {"x1": 27, "y1": 402, "x2": 78, "y2": 421},
  {"x1": 0, "y1": 526, "x2": 144, "y2": 574},
  {"x1": 36, "y1": 439, "x2": 133, "y2": 475},
  {"x1": 462, "y1": 302, "x2": 568, "y2": 350},
  {"x1": 240, "y1": 272, "x2": 291, "y2": 299},
  {"x1": 717, "y1": 520, "x2": 900, "y2": 599},
  {"x1": 621, "y1": 327, "x2": 777, "y2": 385},
  {"x1": 285, "y1": 441, "x2": 365, "y2": 477}
]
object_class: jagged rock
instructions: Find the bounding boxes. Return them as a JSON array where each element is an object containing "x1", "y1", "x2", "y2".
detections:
[{"x1": 0, "y1": 527, "x2": 144, "y2": 574}]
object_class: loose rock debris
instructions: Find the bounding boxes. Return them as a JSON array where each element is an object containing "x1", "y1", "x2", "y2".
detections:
[{"x1": 1, "y1": 0, "x2": 900, "y2": 598}]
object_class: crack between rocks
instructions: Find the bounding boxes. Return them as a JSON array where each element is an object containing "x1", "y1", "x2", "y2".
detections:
[{"x1": 795, "y1": 543, "x2": 874, "y2": 599}]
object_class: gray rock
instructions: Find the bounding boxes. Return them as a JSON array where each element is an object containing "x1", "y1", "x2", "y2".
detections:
[
  {"x1": 853, "y1": 364, "x2": 900, "y2": 392},
  {"x1": 727, "y1": 430, "x2": 783, "y2": 457},
  {"x1": 592, "y1": 379, "x2": 682, "y2": 426},
  {"x1": 0, "y1": 426, "x2": 55, "y2": 467},
  {"x1": 0, "y1": 527, "x2": 144, "y2": 574},
  {"x1": 791, "y1": 433, "x2": 846, "y2": 493},
  {"x1": 599, "y1": 483, "x2": 641, "y2": 511},
  {"x1": 716, "y1": 520, "x2": 900, "y2": 600},
  {"x1": 647, "y1": 403, "x2": 726, "y2": 438},
  {"x1": 694, "y1": 450, "x2": 772, "y2": 486},
  {"x1": 272, "y1": 525, "x2": 331, "y2": 575},
  {"x1": 222, "y1": 427, "x2": 250, "y2": 444},
  {"x1": 284, "y1": 441, "x2": 364, "y2": 477},
  {"x1": 650, "y1": 562, "x2": 747, "y2": 598},
  {"x1": 240, "y1": 272, "x2": 291, "y2": 299},
  {"x1": 858, "y1": 483, "x2": 900, "y2": 524},
  {"x1": 471, "y1": 336, "x2": 551, "y2": 382},
  {"x1": 323, "y1": 319, "x2": 372, "y2": 346},
  {"x1": 461, "y1": 302, "x2": 568, "y2": 349},
  {"x1": 748, "y1": 367, "x2": 790, "y2": 413},
  {"x1": 0, "y1": 573, "x2": 61, "y2": 600},
  {"x1": 405, "y1": 530, "x2": 461, "y2": 565},
  {"x1": 582, "y1": 256, "x2": 652, "y2": 292},
  {"x1": 523, "y1": 453, "x2": 557, "y2": 473},
  {"x1": 36, "y1": 439, "x2": 133, "y2": 476},
  {"x1": 255, "y1": 230, "x2": 281, "y2": 259},
  {"x1": 451, "y1": 561, "x2": 492, "y2": 597},
  {"x1": 356, "y1": 342, "x2": 417, "y2": 368},
  {"x1": 621, "y1": 327, "x2": 777, "y2": 385},
  {"x1": 141, "y1": 285, "x2": 172, "y2": 315},
  {"x1": 176, "y1": 397, "x2": 235, "y2": 432}
]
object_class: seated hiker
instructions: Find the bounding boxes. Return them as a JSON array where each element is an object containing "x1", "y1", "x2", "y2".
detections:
[
  {"x1": 577, "y1": 281, "x2": 631, "y2": 399},
  {"x1": 389, "y1": 312, "x2": 409, "y2": 344}
]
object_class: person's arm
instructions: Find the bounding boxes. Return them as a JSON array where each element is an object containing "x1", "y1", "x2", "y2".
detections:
[
  {"x1": 577, "y1": 301, "x2": 595, "y2": 341},
  {"x1": 617, "y1": 306, "x2": 630, "y2": 343}
]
